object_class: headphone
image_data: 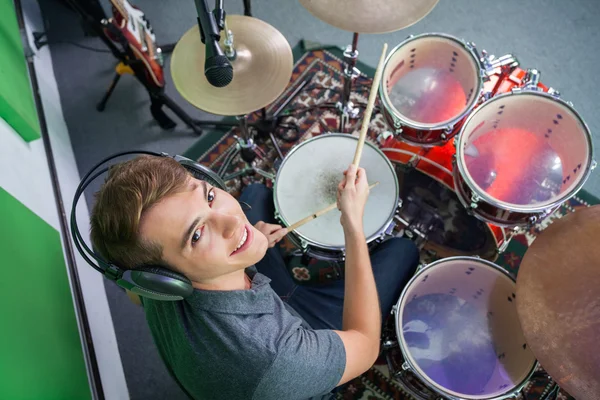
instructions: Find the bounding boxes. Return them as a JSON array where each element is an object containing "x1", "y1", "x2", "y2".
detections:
[{"x1": 71, "y1": 151, "x2": 227, "y2": 301}]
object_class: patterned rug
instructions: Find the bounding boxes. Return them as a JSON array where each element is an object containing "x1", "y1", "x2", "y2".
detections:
[{"x1": 184, "y1": 44, "x2": 598, "y2": 400}]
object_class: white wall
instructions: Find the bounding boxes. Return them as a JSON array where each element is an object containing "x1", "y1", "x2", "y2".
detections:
[{"x1": 0, "y1": 1, "x2": 129, "y2": 398}]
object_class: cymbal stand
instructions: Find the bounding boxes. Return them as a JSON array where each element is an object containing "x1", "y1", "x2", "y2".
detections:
[
  {"x1": 288, "y1": 33, "x2": 374, "y2": 133},
  {"x1": 219, "y1": 115, "x2": 276, "y2": 182},
  {"x1": 338, "y1": 32, "x2": 361, "y2": 133}
]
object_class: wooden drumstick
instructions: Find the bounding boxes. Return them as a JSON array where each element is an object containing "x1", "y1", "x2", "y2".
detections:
[
  {"x1": 287, "y1": 182, "x2": 380, "y2": 232},
  {"x1": 352, "y1": 43, "x2": 388, "y2": 167}
]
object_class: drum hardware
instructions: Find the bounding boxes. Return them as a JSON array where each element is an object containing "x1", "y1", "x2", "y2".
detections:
[
  {"x1": 479, "y1": 52, "x2": 520, "y2": 99},
  {"x1": 470, "y1": 193, "x2": 481, "y2": 209},
  {"x1": 218, "y1": 115, "x2": 277, "y2": 182},
  {"x1": 480, "y1": 51, "x2": 520, "y2": 74},
  {"x1": 337, "y1": 33, "x2": 362, "y2": 133},
  {"x1": 223, "y1": 27, "x2": 236, "y2": 59},
  {"x1": 286, "y1": 32, "x2": 370, "y2": 133},
  {"x1": 547, "y1": 87, "x2": 561, "y2": 98},
  {"x1": 522, "y1": 68, "x2": 542, "y2": 89},
  {"x1": 393, "y1": 214, "x2": 429, "y2": 248}
]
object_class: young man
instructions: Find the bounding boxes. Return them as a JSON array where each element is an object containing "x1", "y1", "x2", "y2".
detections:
[{"x1": 91, "y1": 155, "x2": 419, "y2": 399}]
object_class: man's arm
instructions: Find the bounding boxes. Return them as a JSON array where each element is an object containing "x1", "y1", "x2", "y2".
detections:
[{"x1": 333, "y1": 165, "x2": 381, "y2": 385}]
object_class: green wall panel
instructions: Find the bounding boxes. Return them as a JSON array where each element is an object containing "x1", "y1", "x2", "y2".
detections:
[
  {"x1": 0, "y1": 188, "x2": 91, "y2": 399},
  {"x1": 0, "y1": 1, "x2": 41, "y2": 142}
]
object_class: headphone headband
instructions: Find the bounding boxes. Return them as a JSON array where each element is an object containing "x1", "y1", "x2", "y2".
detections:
[{"x1": 70, "y1": 151, "x2": 226, "y2": 301}]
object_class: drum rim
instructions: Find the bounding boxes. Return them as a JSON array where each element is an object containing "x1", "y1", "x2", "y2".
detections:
[
  {"x1": 274, "y1": 133, "x2": 400, "y2": 250},
  {"x1": 379, "y1": 32, "x2": 484, "y2": 131},
  {"x1": 393, "y1": 256, "x2": 537, "y2": 399},
  {"x1": 455, "y1": 90, "x2": 595, "y2": 213}
]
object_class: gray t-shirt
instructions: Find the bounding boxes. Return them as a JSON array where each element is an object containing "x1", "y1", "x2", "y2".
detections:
[{"x1": 141, "y1": 268, "x2": 346, "y2": 400}]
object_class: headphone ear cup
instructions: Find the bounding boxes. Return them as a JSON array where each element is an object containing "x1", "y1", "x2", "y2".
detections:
[
  {"x1": 117, "y1": 266, "x2": 193, "y2": 301},
  {"x1": 174, "y1": 155, "x2": 227, "y2": 191}
]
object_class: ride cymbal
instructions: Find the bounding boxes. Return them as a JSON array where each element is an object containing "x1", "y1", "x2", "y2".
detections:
[
  {"x1": 299, "y1": 0, "x2": 439, "y2": 33},
  {"x1": 516, "y1": 206, "x2": 600, "y2": 400},
  {"x1": 171, "y1": 15, "x2": 293, "y2": 116}
]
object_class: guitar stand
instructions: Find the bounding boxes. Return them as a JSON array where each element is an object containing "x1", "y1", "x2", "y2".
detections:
[
  {"x1": 95, "y1": 60, "x2": 236, "y2": 134},
  {"x1": 62, "y1": 0, "x2": 237, "y2": 136}
]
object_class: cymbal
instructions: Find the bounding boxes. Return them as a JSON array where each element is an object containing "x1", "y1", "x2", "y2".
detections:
[
  {"x1": 516, "y1": 206, "x2": 600, "y2": 400},
  {"x1": 299, "y1": 0, "x2": 439, "y2": 34},
  {"x1": 171, "y1": 15, "x2": 293, "y2": 116}
]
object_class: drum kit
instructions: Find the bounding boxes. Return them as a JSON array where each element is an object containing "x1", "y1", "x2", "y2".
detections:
[{"x1": 170, "y1": 1, "x2": 598, "y2": 399}]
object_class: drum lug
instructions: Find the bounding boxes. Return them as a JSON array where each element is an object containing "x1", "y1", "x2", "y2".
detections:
[
  {"x1": 522, "y1": 68, "x2": 542, "y2": 91},
  {"x1": 401, "y1": 362, "x2": 411, "y2": 371},
  {"x1": 392, "y1": 304, "x2": 398, "y2": 314},
  {"x1": 384, "y1": 220, "x2": 396, "y2": 237},
  {"x1": 466, "y1": 40, "x2": 477, "y2": 53},
  {"x1": 299, "y1": 238, "x2": 309, "y2": 251},
  {"x1": 407, "y1": 153, "x2": 420, "y2": 168},
  {"x1": 440, "y1": 126, "x2": 453, "y2": 141},
  {"x1": 480, "y1": 91, "x2": 493, "y2": 102},
  {"x1": 377, "y1": 130, "x2": 394, "y2": 146},
  {"x1": 453, "y1": 136, "x2": 459, "y2": 148},
  {"x1": 528, "y1": 215, "x2": 538, "y2": 226},
  {"x1": 393, "y1": 119, "x2": 403, "y2": 131},
  {"x1": 591, "y1": 160, "x2": 597, "y2": 170},
  {"x1": 547, "y1": 87, "x2": 561, "y2": 98},
  {"x1": 470, "y1": 193, "x2": 481, "y2": 209}
]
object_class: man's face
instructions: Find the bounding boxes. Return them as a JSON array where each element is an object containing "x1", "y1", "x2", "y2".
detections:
[{"x1": 139, "y1": 177, "x2": 268, "y2": 283}]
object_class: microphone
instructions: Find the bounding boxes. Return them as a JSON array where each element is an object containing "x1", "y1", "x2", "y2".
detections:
[{"x1": 195, "y1": 0, "x2": 233, "y2": 87}]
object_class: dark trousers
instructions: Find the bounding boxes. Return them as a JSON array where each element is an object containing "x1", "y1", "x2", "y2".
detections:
[{"x1": 240, "y1": 184, "x2": 419, "y2": 330}]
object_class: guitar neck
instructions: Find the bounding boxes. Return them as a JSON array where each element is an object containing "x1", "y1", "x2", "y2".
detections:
[{"x1": 111, "y1": 0, "x2": 128, "y2": 19}]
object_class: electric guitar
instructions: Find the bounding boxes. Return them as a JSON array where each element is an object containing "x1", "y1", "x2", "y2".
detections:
[{"x1": 106, "y1": 0, "x2": 165, "y2": 87}]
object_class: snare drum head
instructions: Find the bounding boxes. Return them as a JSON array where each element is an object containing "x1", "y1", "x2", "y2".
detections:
[
  {"x1": 457, "y1": 91, "x2": 593, "y2": 211},
  {"x1": 382, "y1": 34, "x2": 482, "y2": 129},
  {"x1": 275, "y1": 134, "x2": 398, "y2": 248},
  {"x1": 396, "y1": 257, "x2": 536, "y2": 399}
]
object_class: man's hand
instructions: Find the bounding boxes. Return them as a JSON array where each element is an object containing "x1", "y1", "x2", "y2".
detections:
[
  {"x1": 254, "y1": 221, "x2": 288, "y2": 248},
  {"x1": 336, "y1": 164, "x2": 369, "y2": 232}
]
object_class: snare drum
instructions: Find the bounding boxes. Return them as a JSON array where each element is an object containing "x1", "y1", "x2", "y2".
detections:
[
  {"x1": 274, "y1": 134, "x2": 399, "y2": 261},
  {"x1": 381, "y1": 138, "x2": 507, "y2": 261},
  {"x1": 454, "y1": 90, "x2": 595, "y2": 226},
  {"x1": 390, "y1": 257, "x2": 537, "y2": 399},
  {"x1": 379, "y1": 33, "x2": 484, "y2": 146}
]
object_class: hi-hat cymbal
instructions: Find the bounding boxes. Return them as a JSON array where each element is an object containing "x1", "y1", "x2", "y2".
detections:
[
  {"x1": 171, "y1": 15, "x2": 293, "y2": 116},
  {"x1": 516, "y1": 206, "x2": 600, "y2": 400},
  {"x1": 299, "y1": 0, "x2": 439, "y2": 34}
]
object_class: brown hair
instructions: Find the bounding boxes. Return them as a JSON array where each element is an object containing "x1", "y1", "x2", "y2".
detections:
[{"x1": 90, "y1": 155, "x2": 190, "y2": 270}]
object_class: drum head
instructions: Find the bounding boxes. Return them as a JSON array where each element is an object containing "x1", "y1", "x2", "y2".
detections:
[
  {"x1": 396, "y1": 257, "x2": 536, "y2": 399},
  {"x1": 275, "y1": 134, "x2": 398, "y2": 248},
  {"x1": 396, "y1": 166, "x2": 499, "y2": 259},
  {"x1": 457, "y1": 91, "x2": 593, "y2": 211},
  {"x1": 382, "y1": 34, "x2": 482, "y2": 129}
]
